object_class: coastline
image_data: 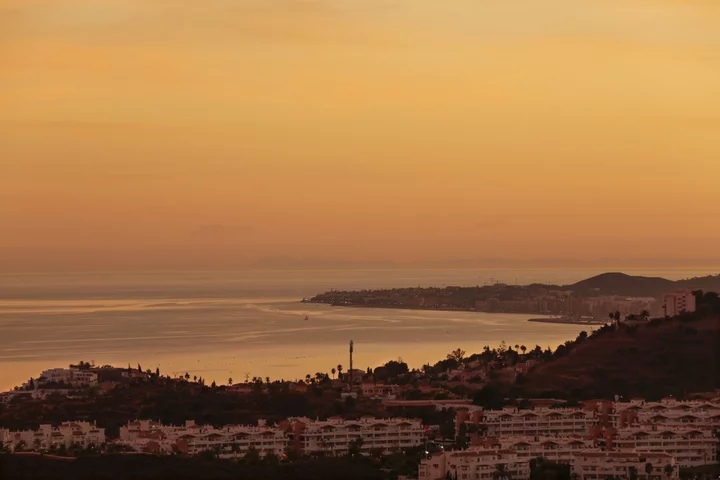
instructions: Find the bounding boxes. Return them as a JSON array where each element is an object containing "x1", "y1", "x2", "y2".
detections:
[
  {"x1": 527, "y1": 318, "x2": 608, "y2": 326},
  {"x1": 303, "y1": 300, "x2": 545, "y2": 316},
  {"x1": 304, "y1": 300, "x2": 609, "y2": 326}
]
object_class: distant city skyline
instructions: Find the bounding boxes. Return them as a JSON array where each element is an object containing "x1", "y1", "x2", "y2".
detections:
[{"x1": 2, "y1": 0, "x2": 719, "y2": 272}]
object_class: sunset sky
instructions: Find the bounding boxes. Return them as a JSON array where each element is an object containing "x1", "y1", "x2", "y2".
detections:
[{"x1": 2, "y1": 0, "x2": 719, "y2": 271}]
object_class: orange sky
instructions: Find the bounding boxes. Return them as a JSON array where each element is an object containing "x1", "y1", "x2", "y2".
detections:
[{"x1": 2, "y1": 0, "x2": 719, "y2": 271}]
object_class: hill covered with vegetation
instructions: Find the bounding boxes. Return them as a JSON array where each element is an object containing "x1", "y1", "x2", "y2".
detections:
[
  {"x1": 517, "y1": 291, "x2": 720, "y2": 400},
  {"x1": 564, "y1": 272, "x2": 720, "y2": 297}
]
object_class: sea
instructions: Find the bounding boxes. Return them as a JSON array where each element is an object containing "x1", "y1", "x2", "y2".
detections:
[{"x1": 0, "y1": 268, "x2": 715, "y2": 391}]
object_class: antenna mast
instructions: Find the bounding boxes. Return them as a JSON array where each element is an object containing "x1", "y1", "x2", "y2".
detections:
[{"x1": 349, "y1": 340, "x2": 354, "y2": 387}]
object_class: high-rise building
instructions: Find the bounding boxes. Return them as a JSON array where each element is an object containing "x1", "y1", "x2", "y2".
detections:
[{"x1": 663, "y1": 291, "x2": 696, "y2": 317}]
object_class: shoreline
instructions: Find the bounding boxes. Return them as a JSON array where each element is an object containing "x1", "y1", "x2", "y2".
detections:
[
  {"x1": 304, "y1": 301, "x2": 609, "y2": 326},
  {"x1": 528, "y1": 318, "x2": 608, "y2": 326},
  {"x1": 303, "y1": 300, "x2": 551, "y2": 317}
]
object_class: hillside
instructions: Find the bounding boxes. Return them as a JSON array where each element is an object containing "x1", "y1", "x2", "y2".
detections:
[
  {"x1": 520, "y1": 314, "x2": 720, "y2": 399},
  {"x1": 563, "y1": 272, "x2": 720, "y2": 297},
  {"x1": 564, "y1": 272, "x2": 676, "y2": 297}
]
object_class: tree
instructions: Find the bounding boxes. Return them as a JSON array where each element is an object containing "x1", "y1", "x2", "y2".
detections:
[
  {"x1": 305, "y1": 374, "x2": 312, "y2": 384},
  {"x1": 447, "y1": 348, "x2": 466, "y2": 363},
  {"x1": 184, "y1": 372, "x2": 190, "y2": 381},
  {"x1": 663, "y1": 464, "x2": 674, "y2": 478},
  {"x1": 137, "y1": 363, "x2": 142, "y2": 373},
  {"x1": 337, "y1": 364, "x2": 343, "y2": 379},
  {"x1": 455, "y1": 423, "x2": 469, "y2": 450},
  {"x1": 628, "y1": 466, "x2": 638, "y2": 480},
  {"x1": 243, "y1": 446, "x2": 261, "y2": 465},
  {"x1": 493, "y1": 463, "x2": 510, "y2": 480},
  {"x1": 520, "y1": 345, "x2": 527, "y2": 355},
  {"x1": 348, "y1": 436, "x2": 364, "y2": 456},
  {"x1": 331, "y1": 368, "x2": 336, "y2": 379},
  {"x1": 228, "y1": 377, "x2": 233, "y2": 385},
  {"x1": 211, "y1": 380, "x2": 217, "y2": 388},
  {"x1": 263, "y1": 452, "x2": 280, "y2": 466},
  {"x1": 645, "y1": 462, "x2": 653, "y2": 479},
  {"x1": 155, "y1": 367, "x2": 160, "y2": 377}
]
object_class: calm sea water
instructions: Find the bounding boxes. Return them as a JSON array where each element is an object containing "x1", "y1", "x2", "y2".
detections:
[{"x1": 0, "y1": 268, "x2": 715, "y2": 391}]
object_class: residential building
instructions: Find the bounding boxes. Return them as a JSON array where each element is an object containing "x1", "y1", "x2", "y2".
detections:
[
  {"x1": 3, "y1": 422, "x2": 105, "y2": 450},
  {"x1": 419, "y1": 448, "x2": 529, "y2": 480},
  {"x1": 663, "y1": 291, "x2": 696, "y2": 317},
  {"x1": 461, "y1": 407, "x2": 599, "y2": 438},
  {"x1": 495, "y1": 436, "x2": 596, "y2": 464},
  {"x1": 36, "y1": 368, "x2": 98, "y2": 388},
  {"x1": 572, "y1": 451, "x2": 678, "y2": 480},
  {"x1": 611, "y1": 426, "x2": 718, "y2": 468},
  {"x1": 118, "y1": 420, "x2": 287, "y2": 458},
  {"x1": 362, "y1": 383, "x2": 400, "y2": 399},
  {"x1": 286, "y1": 416, "x2": 425, "y2": 456},
  {"x1": 611, "y1": 400, "x2": 720, "y2": 429}
]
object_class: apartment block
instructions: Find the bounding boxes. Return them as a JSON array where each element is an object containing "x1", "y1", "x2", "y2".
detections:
[
  {"x1": 573, "y1": 451, "x2": 678, "y2": 480},
  {"x1": 286, "y1": 416, "x2": 425, "y2": 456},
  {"x1": 419, "y1": 449, "x2": 529, "y2": 480},
  {"x1": 3, "y1": 422, "x2": 105, "y2": 450},
  {"x1": 495, "y1": 436, "x2": 596, "y2": 465},
  {"x1": 118, "y1": 420, "x2": 288, "y2": 458},
  {"x1": 462, "y1": 407, "x2": 599, "y2": 438},
  {"x1": 611, "y1": 426, "x2": 718, "y2": 468},
  {"x1": 663, "y1": 291, "x2": 697, "y2": 317}
]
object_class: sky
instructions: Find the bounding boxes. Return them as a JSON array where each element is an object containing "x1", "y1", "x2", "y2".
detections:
[{"x1": 2, "y1": 0, "x2": 719, "y2": 271}]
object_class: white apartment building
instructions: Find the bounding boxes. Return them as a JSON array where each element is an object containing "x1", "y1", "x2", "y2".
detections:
[
  {"x1": 573, "y1": 451, "x2": 678, "y2": 480},
  {"x1": 471, "y1": 408, "x2": 599, "y2": 437},
  {"x1": 288, "y1": 416, "x2": 425, "y2": 455},
  {"x1": 663, "y1": 291, "x2": 696, "y2": 317},
  {"x1": 419, "y1": 449, "x2": 529, "y2": 480},
  {"x1": 496, "y1": 436, "x2": 596, "y2": 464},
  {"x1": 117, "y1": 420, "x2": 288, "y2": 458},
  {"x1": 612, "y1": 426, "x2": 718, "y2": 468},
  {"x1": 3, "y1": 422, "x2": 105, "y2": 451},
  {"x1": 611, "y1": 400, "x2": 720, "y2": 429},
  {"x1": 36, "y1": 368, "x2": 98, "y2": 388}
]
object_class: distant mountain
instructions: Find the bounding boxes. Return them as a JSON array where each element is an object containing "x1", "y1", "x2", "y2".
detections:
[{"x1": 564, "y1": 272, "x2": 676, "y2": 297}]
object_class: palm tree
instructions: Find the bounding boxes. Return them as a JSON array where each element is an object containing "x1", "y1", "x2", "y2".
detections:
[
  {"x1": 663, "y1": 464, "x2": 674, "y2": 479},
  {"x1": 337, "y1": 364, "x2": 343, "y2": 380},
  {"x1": 520, "y1": 345, "x2": 527, "y2": 355},
  {"x1": 331, "y1": 368, "x2": 336, "y2": 379},
  {"x1": 645, "y1": 462, "x2": 653, "y2": 479},
  {"x1": 228, "y1": 377, "x2": 233, "y2": 386}
]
